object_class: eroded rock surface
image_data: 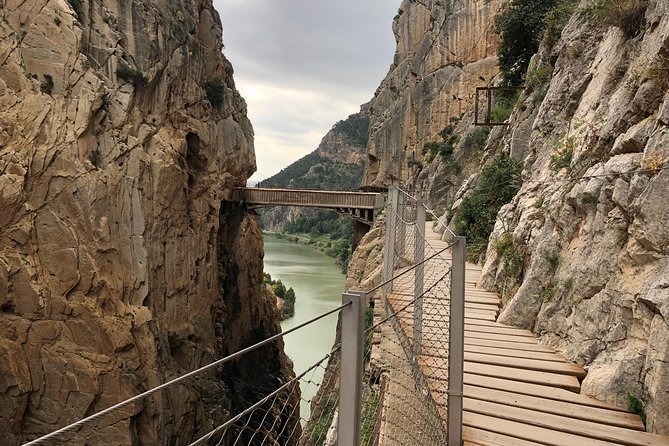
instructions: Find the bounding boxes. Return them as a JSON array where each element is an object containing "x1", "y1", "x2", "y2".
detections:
[
  {"x1": 0, "y1": 1, "x2": 295, "y2": 444},
  {"x1": 477, "y1": 1, "x2": 669, "y2": 433}
]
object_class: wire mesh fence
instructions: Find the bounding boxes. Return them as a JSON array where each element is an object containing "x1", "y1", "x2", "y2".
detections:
[{"x1": 23, "y1": 186, "x2": 464, "y2": 446}]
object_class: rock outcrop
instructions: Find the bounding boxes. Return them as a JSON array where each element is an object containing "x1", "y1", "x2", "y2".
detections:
[
  {"x1": 365, "y1": 0, "x2": 504, "y2": 197},
  {"x1": 476, "y1": 0, "x2": 669, "y2": 433},
  {"x1": 360, "y1": 0, "x2": 669, "y2": 435},
  {"x1": 0, "y1": 1, "x2": 295, "y2": 444}
]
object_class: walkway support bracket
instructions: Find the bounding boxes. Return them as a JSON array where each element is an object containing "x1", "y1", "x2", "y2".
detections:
[
  {"x1": 339, "y1": 290, "x2": 366, "y2": 446},
  {"x1": 448, "y1": 236, "x2": 466, "y2": 446}
]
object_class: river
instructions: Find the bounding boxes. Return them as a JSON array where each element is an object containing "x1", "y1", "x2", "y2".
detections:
[{"x1": 262, "y1": 234, "x2": 345, "y2": 421}]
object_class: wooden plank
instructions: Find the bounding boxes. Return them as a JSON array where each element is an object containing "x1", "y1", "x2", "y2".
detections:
[
  {"x1": 464, "y1": 374, "x2": 624, "y2": 411},
  {"x1": 464, "y1": 362, "x2": 581, "y2": 392},
  {"x1": 463, "y1": 426, "x2": 544, "y2": 446},
  {"x1": 464, "y1": 324, "x2": 537, "y2": 338},
  {"x1": 464, "y1": 337, "x2": 555, "y2": 352},
  {"x1": 464, "y1": 352, "x2": 586, "y2": 378},
  {"x1": 464, "y1": 344, "x2": 567, "y2": 362},
  {"x1": 464, "y1": 385, "x2": 645, "y2": 430},
  {"x1": 464, "y1": 399, "x2": 669, "y2": 446},
  {"x1": 463, "y1": 412, "x2": 624, "y2": 446},
  {"x1": 465, "y1": 331, "x2": 541, "y2": 344}
]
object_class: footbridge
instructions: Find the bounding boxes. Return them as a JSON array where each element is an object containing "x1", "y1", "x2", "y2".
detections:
[{"x1": 232, "y1": 187, "x2": 385, "y2": 226}]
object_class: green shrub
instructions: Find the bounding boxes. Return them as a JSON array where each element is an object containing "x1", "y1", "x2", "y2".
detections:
[
  {"x1": 490, "y1": 91, "x2": 519, "y2": 123},
  {"x1": 494, "y1": 0, "x2": 558, "y2": 86},
  {"x1": 90, "y1": 148, "x2": 102, "y2": 167},
  {"x1": 116, "y1": 65, "x2": 148, "y2": 87},
  {"x1": 422, "y1": 119, "x2": 460, "y2": 162},
  {"x1": 453, "y1": 153, "x2": 523, "y2": 261},
  {"x1": 549, "y1": 148, "x2": 573, "y2": 171},
  {"x1": 67, "y1": 0, "x2": 83, "y2": 21},
  {"x1": 464, "y1": 126, "x2": 492, "y2": 151},
  {"x1": 543, "y1": 0, "x2": 579, "y2": 47},
  {"x1": 205, "y1": 77, "x2": 225, "y2": 108},
  {"x1": 495, "y1": 232, "x2": 524, "y2": 279},
  {"x1": 527, "y1": 63, "x2": 554, "y2": 92},
  {"x1": 40, "y1": 74, "x2": 54, "y2": 94},
  {"x1": 539, "y1": 279, "x2": 559, "y2": 301},
  {"x1": 532, "y1": 195, "x2": 545, "y2": 208},
  {"x1": 578, "y1": 192, "x2": 599, "y2": 205},
  {"x1": 545, "y1": 250, "x2": 560, "y2": 269},
  {"x1": 583, "y1": 0, "x2": 648, "y2": 38},
  {"x1": 407, "y1": 158, "x2": 423, "y2": 171},
  {"x1": 627, "y1": 392, "x2": 646, "y2": 428},
  {"x1": 361, "y1": 388, "x2": 380, "y2": 445}
]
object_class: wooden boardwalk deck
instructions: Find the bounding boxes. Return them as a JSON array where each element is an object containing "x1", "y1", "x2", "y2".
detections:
[{"x1": 384, "y1": 224, "x2": 669, "y2": 446}]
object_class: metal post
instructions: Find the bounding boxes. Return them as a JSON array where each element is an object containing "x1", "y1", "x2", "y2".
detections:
[
  {"x1": 383, "y1": 187, "x2": 399, "y2": 294},
  {"x1": 339, "y1": 290, "x2": 366, "y2": 446},
  {"x1": 413, "y1": 201, "x2": 426, "y2": 356},
  {"x1": 396, "y1": 191, "x2": 406, "y2": 259},
  {"x1": 448, "y1": 237, "x2": 466, "y2": 446}
]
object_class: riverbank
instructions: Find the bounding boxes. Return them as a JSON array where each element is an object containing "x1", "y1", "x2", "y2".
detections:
[{"x1": 263, "y1": 230, "x2": 351, "y2": 272}]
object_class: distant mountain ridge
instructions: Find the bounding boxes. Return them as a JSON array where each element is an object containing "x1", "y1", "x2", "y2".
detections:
[{"x1": 259, "y1": 104, "x2": 370, "y2": 193}]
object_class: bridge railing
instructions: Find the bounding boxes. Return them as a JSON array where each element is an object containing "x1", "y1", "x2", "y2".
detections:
[{"x1": 234, "y1": 187, "x2": 385, "y2": 210}]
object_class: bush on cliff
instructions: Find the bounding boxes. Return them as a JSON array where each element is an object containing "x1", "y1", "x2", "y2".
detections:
[{"x1": 453, "y1": 153, "x2": 523, "y2": 261}]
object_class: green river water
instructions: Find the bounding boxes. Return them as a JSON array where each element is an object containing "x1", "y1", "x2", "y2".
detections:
[{"x1": 262, "y1": 235, "x2": 345, "y2": 421}]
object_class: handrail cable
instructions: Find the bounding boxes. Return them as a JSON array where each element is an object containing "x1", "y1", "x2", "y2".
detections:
[
  {"x1": 367, "y1": 242, "x2": 457, "y2": 295},
  {"x1": 395, "y1": 185, "x2": 458, "y2": 238},
  {"x1": 189, "y1": 349, "x2": 340, "y2": 446},
  {"x1": 22, "y1": 302, "x2": 351, "y2": 446}
]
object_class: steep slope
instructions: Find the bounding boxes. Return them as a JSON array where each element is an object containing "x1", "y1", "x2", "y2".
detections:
[
  {"x1": 474, "y1": 0, "x2": 669, "y2": 433},
  {"x1": 259, "y1": 106, "x2": 369, "y2": 232},
  {"x1": 365, "y1": 0, "x2": 504, "y2": 201},
  {"x1": 359, "y1": 0, "x2": 669, "y2": 435},
  {"x1": 0, "y1": 1, "x2": 295, "y2": 444}
]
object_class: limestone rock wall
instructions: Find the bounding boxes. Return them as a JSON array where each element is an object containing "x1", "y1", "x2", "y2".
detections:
[
  {"x1": 365, "y1": 0, "x2": 503, "y2": 190},
  {"x1": 475, "y1": 0, "x2": 669, "y2": 433},
  {"x1": 0, "y1": 0, "x2": 294, "y2": 444}
]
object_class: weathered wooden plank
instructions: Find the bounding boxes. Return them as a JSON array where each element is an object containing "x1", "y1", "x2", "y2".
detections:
[
  {"x1": 463, "y1": 412, "x2": 625, "y2": 446},
  {"x1": 463, "y1": 426, "x2": 543, "y2": 446},
  {"x1": 465, "y1": 331, "x2": 541, "y2": 344},
  {"x1": 464, "y1": 323, "x2": 537, "y2": 338},
  {"x1": 464, "y1": 352, "x2": 586, "y2": 378},
  {"x1": 464, "y1": 385, "x2": 645, "y2": 430},
  {"x1": 464, "y1": 344, "x2": 567, "y2": 362},
  {"x1": 464, "y1": 337, "x2": 556, "y2": 352},
  {"x1": 463, "y1": 374, "x2": 623, "y2": 411},
  {"x1": 465, "y1": 399, "x2": 669, "y2": 445},
  {"x1": 464, "y1": 362, "x2": 581, "y2": 392}
]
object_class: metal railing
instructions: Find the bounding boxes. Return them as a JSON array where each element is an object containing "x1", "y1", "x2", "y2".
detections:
[{"x1": 21, "y1": 186, "x2": 465, "y2": 446}]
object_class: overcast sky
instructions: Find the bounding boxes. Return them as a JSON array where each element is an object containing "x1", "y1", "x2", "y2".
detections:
[{"x1": 213, "y1": 0, "x2": 400, "y2": 182}]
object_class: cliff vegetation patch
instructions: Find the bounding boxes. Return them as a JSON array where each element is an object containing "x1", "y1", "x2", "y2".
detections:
[
  {"x1": 583, "y1": 0, "x2": 649, "y2": 38},
  {"x1": 205, "y1": 77, "x2": 226, "y2": 108},
  {"x1": 116, "y1": 65, "x2": 148, "y2": 87},
  {"x1": 263, "y1": 273, "x2": 296, "y2": 320},
  {"x1": 453, "y1": 153, "x2": 523, "y2": 261}
]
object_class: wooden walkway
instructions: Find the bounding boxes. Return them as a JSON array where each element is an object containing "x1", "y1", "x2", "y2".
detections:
[{"x1": 384, "y1": 224, "x2": 669, "y2": 446}]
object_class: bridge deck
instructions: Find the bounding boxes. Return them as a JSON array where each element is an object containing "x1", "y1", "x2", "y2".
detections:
[
  {"x1": 234, "y1": 187, "x2": 384, "y2": 210},
  {"x1": 384, "y1": 224, "x2": 669, "y2": 446}
]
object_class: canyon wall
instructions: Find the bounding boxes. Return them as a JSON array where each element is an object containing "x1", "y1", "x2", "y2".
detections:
[
  {"x1": 0, "y1": 0, "x2": 295, "y2": 444},
  {"x1": 362, "y1": 0, "x2": 669, "y2": 434},
  {"x1": 365, "y1": 0, "x2": 503, "y2": 199},
  {"x1": 476, "y1": 0, "x2": 669, "y2": 433}
]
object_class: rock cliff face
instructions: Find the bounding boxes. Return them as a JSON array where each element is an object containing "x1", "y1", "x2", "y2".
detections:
[
  {"x1": 362, "y1": 0, "x2": 669, "y2": 434},
  {"x1": 365, "y1": 0, "x2": 503, "y2": 194},
  {"x1": 475, "y1": 1, "x2": 669, "y2": 433},
  {"x1": 0, "y1": 1, "x2": 294, "y2": 444}
]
